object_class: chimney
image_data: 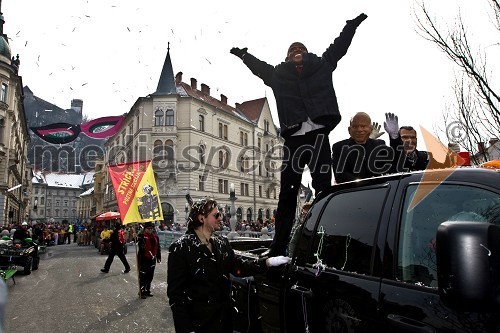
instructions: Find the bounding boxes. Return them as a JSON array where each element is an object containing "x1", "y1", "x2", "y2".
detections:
[
  {"x1": 489, "y1": 137, "x2": 499, "y2": 146},
  {"x1": 235, "y1": 103, "x2": 241, "y2": 109},
  {"x1": 71, "y1": 99, "x2": 83, "y2": 114},
  {"x1": 221, "y1": 94, "x2": 227, "y2": 104},
  {"x1": 201, "y1": 83, "x2": 210, "y2": 95},
  {"x1": 190, "y1": 78, "x2": 197, "y2": 90},
  {"x1": 175, "y1": 72, "x2": 183, "y2": 84}
]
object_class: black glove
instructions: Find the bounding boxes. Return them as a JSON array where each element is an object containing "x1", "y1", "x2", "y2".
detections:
[
  {"x1": 347, "y1": 13, "x2": 368, "y2": 27},
  {"x1": 230, "y1": 47, "x2": 248, "y2": 59}
]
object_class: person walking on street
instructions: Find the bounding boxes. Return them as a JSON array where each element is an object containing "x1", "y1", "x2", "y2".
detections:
[
  {"x1": 230, "y1": 13, "x2": 368, "y2": 257},
  {"x1": 167, "y1": 198, "x2": 291, "y2": 333},
  {"x1": 100, "y1": 222, "x2": 130, "y2": 274},
  {"x1": 137, "y1": 222, "x2": 161, "y2": 298}
]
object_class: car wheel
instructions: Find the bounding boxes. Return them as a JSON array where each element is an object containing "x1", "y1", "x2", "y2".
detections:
[
  {"x1": 24, "y1": 257, "x2": 33, "y2": 275},
  {"x1": 32, "y1": 256, "x2": 40, "y2": 270}
]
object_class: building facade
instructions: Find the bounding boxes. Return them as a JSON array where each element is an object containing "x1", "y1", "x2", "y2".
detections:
[
  {"x1": 101, "y1": 46, "x2": 282, "y2": 225},
  {"x1": 0, "y1": 9, "x2": 31, "y2": 226},
  {"x1": 31, "y1": 172, "x2": 94, "y2": 224}
]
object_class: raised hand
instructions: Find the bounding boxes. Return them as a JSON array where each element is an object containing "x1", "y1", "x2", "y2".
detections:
[
  {"x1": 369, "y1": 122, "x2": 385, "y2": 139},
  {"x1": 383, "y1": 113, "x2": 400, "y2": 139},
  {"x1": 230, "y1": 47, "x2": 248, "y2": 59}
]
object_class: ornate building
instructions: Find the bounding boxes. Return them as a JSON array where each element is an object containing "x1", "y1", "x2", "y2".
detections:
[
  {"x1": 101, "y1": 45, "x2": 282, "y2": 225},
  {"x1": 0, "y1": 8, "x2": 31, "y2": 226}
]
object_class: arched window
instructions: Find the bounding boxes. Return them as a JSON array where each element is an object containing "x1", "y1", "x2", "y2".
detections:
[
  {"x1": 199, "y1": 145, "x2": 205, "y2": 164},
  {"x1": 165, "y1": 139, "x2": 174, "y2": 165},
  {"x1": 199, "y1": 115, "x2": 205, "y2": 132},
  {"x1": 155, "y1": 109, "x2": 164, "y2": 126},
  {"x1": 236, "y1": 207, "x2": 242, "y2": 222},
  {"x1": 161, "y1": 202, "x2": 174, "y2": 226},
  {"x1": 266, "y1": 209, "x2": 271, "y2": 220},
  {"x1": 0, "y1": 118, "x2": 4, "y2": 143},
  {"x1": 219, "y1": 150, "x2": 224, "y2": 168},
  {"x1": 258, "y1": 209, "x2": 263, "y2": 220},
  {"x1": 246, "y1": 208, "x2": 253, "y2": 222},
  {"x1": 166, "y1": 109, "x2": 174, "y2": 126}
]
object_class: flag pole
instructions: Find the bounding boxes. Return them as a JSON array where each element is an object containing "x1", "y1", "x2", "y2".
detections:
[{"x1": 133, "y1": 223, "x2": 142, "y2": 298}]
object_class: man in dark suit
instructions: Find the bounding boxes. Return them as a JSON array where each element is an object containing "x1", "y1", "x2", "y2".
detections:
[
  {"x1": 332, "y1": 112, "x2": 393, "y2": 183},
  {"x1": 383, "y1": 113, "x2": 453, "y2": 172}
]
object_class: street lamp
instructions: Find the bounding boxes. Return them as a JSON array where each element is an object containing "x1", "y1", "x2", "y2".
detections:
[{"x1": 227, "y1": 183, "x2": 238, "y2": 239}]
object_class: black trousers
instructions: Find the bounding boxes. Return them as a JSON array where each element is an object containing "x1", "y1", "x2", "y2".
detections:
[
  {"x1": 270, "y1": 129, "x2": 332, "y2": 256},
  {"x1": 139, "y1": 257, "x2": 156, "y2": 293},
  {"x1": 104, "y1": 246, "x2": 130, "y2": 271}
]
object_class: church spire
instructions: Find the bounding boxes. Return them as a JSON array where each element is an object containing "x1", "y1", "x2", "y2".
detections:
[{"x1": 153, "y1": 42, "x2": 176, "y2": 96}]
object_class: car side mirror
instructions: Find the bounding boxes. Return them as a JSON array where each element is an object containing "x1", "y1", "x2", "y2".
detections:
[{"x1": 436, "y1": 221, "x2": 500, "y2": 311}]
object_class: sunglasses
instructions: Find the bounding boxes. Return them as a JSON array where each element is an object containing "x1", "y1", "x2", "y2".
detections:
[{"x1": 212, "y1": 212, "x2": 221, "y2": 219}]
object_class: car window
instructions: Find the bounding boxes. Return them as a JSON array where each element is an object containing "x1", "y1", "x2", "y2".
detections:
[
  {"x1": 397, "y1": 184, "x2": 500, "y2": 288},
  {"x1": 307, "y1": 187, "x2": 388, "y2": 275}
]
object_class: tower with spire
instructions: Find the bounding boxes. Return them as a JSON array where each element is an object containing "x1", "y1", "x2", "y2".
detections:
[{"x1": 100, "y1": 43, "x2": 282, "y2": 227}]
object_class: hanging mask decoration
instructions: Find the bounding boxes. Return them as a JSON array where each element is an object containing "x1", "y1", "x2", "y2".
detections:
[{"x1": 30, "y1": 116, "x2": 125, "y2": 144}]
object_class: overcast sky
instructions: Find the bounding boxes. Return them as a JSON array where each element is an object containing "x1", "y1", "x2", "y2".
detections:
[{"x1": 3, "y1": 0, "x2": 498, "y2": 185}]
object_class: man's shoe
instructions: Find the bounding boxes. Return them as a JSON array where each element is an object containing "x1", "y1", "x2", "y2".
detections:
[
  {"x1": 122, "y1": 269, "x2": 130, "y2": 274},
  {"x1": 100, "y1": 269, "x2": 109, "y2": 273},
  {"x1": 144, "y1": 292, "x2": 153, "y2": 297}
]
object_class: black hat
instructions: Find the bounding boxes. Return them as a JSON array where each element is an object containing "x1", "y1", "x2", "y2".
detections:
[{"x1": 144, "y1": 222, "x2": 154, "y2": 228}]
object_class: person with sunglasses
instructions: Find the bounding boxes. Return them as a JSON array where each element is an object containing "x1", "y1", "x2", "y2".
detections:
[{"x1": 167, "y1": 198, "x2": 290, "y2": 333}]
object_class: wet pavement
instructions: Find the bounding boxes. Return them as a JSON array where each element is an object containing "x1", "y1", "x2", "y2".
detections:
[{"x1": 4, "y1": 242, "x2": 175, "y2": 333}]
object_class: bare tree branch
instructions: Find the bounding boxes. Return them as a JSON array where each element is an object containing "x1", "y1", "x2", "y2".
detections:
[{"x1": 413, "y1": 0, "x2": 500, "y2": 162}]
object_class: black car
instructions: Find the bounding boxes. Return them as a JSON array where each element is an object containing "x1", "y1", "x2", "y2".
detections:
[
  {"x1": 0, "y1": 238, "x2": 40, "y2": 275},
  {"x1": 231, "y1": 167, "x2": 500, "y2": 332}
]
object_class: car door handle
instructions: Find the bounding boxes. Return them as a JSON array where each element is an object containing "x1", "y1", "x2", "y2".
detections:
[
  {"x1": 290, "y1": 284, "x2": 313, "y2": 298},
  {"x1": 387, "y1": 314, "x2": 435, "y2": 333}
]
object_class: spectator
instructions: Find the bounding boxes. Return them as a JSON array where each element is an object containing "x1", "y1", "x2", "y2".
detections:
[
  {"x1": 383, "y1": 113, "x2": 454, "y2": 172},
  {"x1": 332, "y1": 112, "x2": 392, "y2": 183},
  {"x1": 167, "y1": 198, "x2": 290, "y2": 332},
  {"x1": 230, "y1": 13, "x2": 368, "y2": 257},
  {"x1": 12, "y1": 222, "x2": 30, "y2": 244},
  {"x1": 101, "y1": 222, "x2": 130, "y2": 274},
  {"x1": 136, "y1": 222, "x2": 161, "y2": 298}
]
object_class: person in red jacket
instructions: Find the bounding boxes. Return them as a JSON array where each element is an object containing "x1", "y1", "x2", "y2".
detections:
[{"x1": 137, "y1": 222, "x2": 161, "y2": 298}]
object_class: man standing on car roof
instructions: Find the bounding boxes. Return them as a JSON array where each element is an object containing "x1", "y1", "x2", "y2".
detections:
[{"x1": 230, "y1": 13, "x2": 368, "y2": 257}]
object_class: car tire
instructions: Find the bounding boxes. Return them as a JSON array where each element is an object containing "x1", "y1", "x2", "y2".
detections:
[
  {"x1": 24, "y1": 257, "x2": 33, "y2": 275},
  {"x1": 32, "y1": 256, "x2": 40, "y2": 270}
]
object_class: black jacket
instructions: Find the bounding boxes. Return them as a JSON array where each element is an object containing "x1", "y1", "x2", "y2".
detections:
[
  {"x1": 242, "y1": 20, "x2": 363, "y2": 139},
  {"x1": 332, "y1": 138, "x2": 391, "y2": 183},
  {"x1": 389, "y1": 137, "x2": 454, "y2": 172},
  {"x1": 167, "y1": 230, "x2": 267, "y2": 333}
]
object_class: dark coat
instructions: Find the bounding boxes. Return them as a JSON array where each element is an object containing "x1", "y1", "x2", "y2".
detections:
[
  {"x1": 241, "y1": 20, "x2": 362, "y2": 139},
  {"x1": 389, "y1": 137, "x2": 454, "y2": 172},
  {"x1": 167, "y1": 230, "x2": 267, "y2": 333},
  {"x1": 332, "y1": 138, "x2": 391, "y2": 183}
]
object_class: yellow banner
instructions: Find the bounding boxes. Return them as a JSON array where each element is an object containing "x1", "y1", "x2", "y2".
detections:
[{"x1": 108, "y1": 160, "x2": 163, "y2": 224}]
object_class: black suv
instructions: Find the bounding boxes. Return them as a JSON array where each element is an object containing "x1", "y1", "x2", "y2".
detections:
[{"x1": 231, "y1": 167, "x2": 500, "y2": 332}]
